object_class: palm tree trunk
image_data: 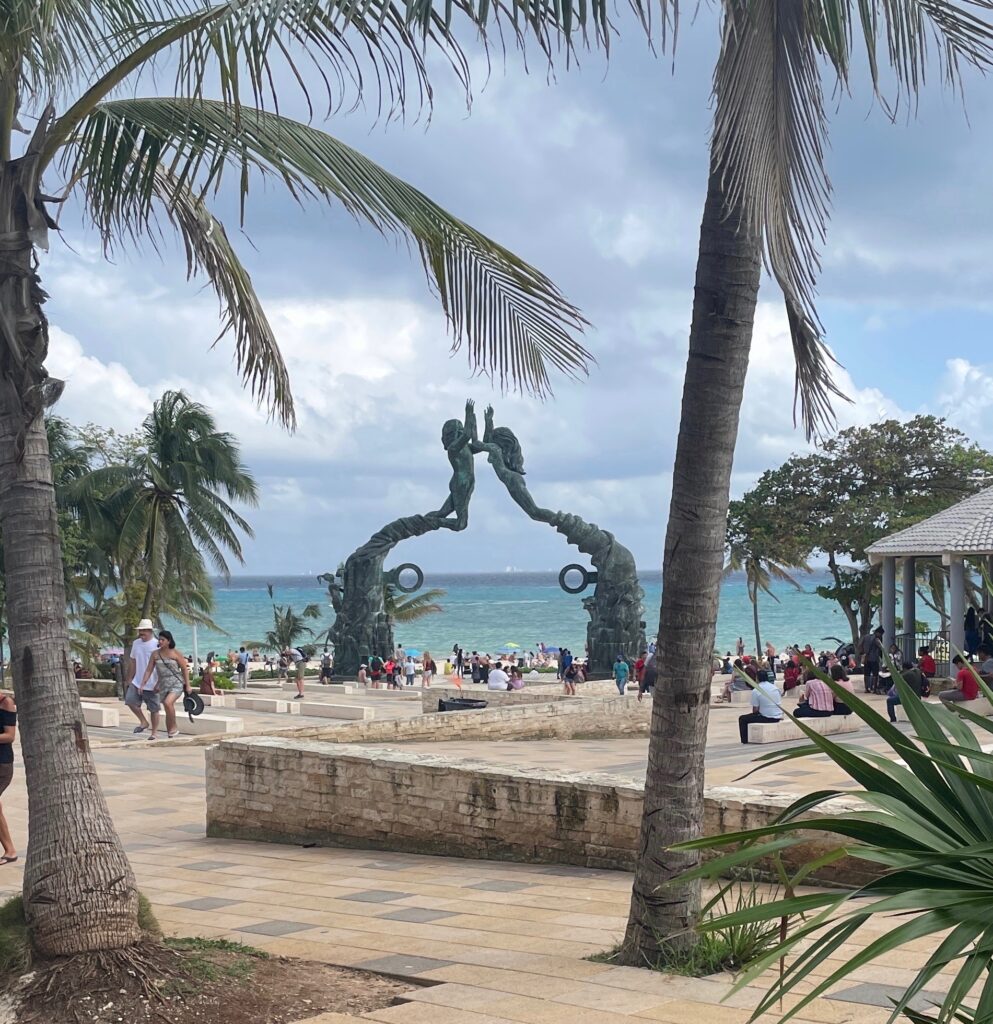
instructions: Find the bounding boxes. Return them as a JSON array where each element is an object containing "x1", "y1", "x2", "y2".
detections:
[
  {"x1": 621, "y1": 160, "x2": 762, "y2": 962},
  {"x1": 0, "y1": 162, "x2": 141, "y2": 955},
  {"x1": 751, "y1": 577, "x2": 762, "y2": 663}
]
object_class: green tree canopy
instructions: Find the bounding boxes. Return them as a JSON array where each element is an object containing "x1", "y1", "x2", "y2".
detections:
[{"x1": 738, "y1": 416, "x2": 993, "y2": 646}]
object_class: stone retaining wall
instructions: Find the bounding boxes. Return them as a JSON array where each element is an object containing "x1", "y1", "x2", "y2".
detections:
[
  {"x1": 206, "y1": 738, "x2": 874, "y2": 887},
  {"x1": 420, "y1": 679, "x2": 626, "y2": 712},
  {"x1": 289, "y1": 695, "x2": 651, "y2": 745}
]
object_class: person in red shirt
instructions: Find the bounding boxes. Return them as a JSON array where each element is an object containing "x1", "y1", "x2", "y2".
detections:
[
  {"x1": 635, "y1": 651, "x2": 647, "y2": 688},
  {"x1": 939, "y1": 655, "x2": 980, "y2": 704},
  {"x1": 918, "y1": 646, "x2": 937, "y2": 679}
]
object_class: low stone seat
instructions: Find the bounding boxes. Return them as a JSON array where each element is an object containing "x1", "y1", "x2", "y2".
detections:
[
  {"x1": 174, "y1": 714, "x2": 244, "y2": 735},
  {"x1": 929, "y1": 695, "x2": 993, "y2": 716},
  {"x1": 747, "y1": 715, "x2": 860, "y2": 744},
  {"x1": 80, "y1": 702, "x2": 119, "y2": 728},
  {"x1": 199, "y1": 693, "x2": 228, "y2": 707},
  {"x1": 728, "y1": 688, "x2": 783, "y2": 705},
  {"x1": 297, "y1": 703, "x2": 373, "y2": 721},
  {"x1": 233, "y1": 696, "x2": 297, "y2": 714}
]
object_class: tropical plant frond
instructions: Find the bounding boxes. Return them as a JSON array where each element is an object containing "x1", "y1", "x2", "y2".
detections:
[
  {"x1": 65, "y1": 97, "x2": 592, "y2": 397},
  {"x1": 154, "y1": 169, "x2": 295, "y2": 428},
  {"x1": 713, "y1": 0, "x2": 845, "y2": 440},
  {"x1": 386, "y1": 586, "x2": 446, "y2": 622}
]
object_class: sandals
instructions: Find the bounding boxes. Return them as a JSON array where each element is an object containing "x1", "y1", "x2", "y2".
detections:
[
  {"x1": 132, "y1": 726, "x2": 147, "y2": 735},
  {"x1": 167, "y1": 731, "x2": 179, "y2": 739},
  {"x1": 0, "y1": 856, "x2": 17, "y2": 866}
]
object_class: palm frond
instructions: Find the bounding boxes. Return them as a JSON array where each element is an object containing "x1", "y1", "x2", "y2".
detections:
[
  {"x1": 65, "y1": 96, "x2": 592, "y2": 401},
  {"x1": 155, "y1": 171, "x2": 295, "y2": 427},
  {"x1": 713, "y1": 0, "x2": 844, "y2": 439}
]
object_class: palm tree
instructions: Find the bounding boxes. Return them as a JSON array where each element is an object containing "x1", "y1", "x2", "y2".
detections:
[
  {"x1": 724, "y1": 497, "x2": 809, "y2": 660},
  {"x1": 623, "y1": 2, "x2": 993, "y2": 965},
  {"x1": 265, "y1": 603, "x2": 322, "y2": 652},
  {"x1": 0, "y1": 0, "x2": 595, "y2": 959},
  {"x1": 385, "y1": 585, "x2": 446, "y2": 624},
  {"x1": 73, "y1": 390, "x2": 258, "y2": 620}
]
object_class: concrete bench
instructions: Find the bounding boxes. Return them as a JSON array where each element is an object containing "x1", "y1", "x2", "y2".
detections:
[
  {"x1": 80, "y1": 702, "x2": 120, "y2": 728},
  {"x1": 747, "y1": 715, "x2": 861, "y2": 744},
  {"x1": 245, "y1": 680, "x2": 282, "y2": 690},
  {"x1": 199, "y1": 694, "x2": 228, "y2": 708},
  {"x1": 232, "y1": 696, "x2": 298, "y2": 714},
  {"x1": 929, "y1": 695, "x2": 993, "y2": 716},
  {"x1": 297, "y1": 703, "x2": 373, "y2": 721},
  {"x1": 174, "y1": 714, "x2": 244, "y2": 736}
]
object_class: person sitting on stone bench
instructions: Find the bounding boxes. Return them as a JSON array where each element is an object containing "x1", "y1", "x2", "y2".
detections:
[
  {"x1": 738, "y1": 670, "x2": 783, "y2": 743},
  {"x1": 887, "y1": 659, "x2": 926, "y2": 722},
  {"x1": 795, "y1": 670, "x2": 834, "y2": 719},
  {"x1": 978, "y1": 644, "x2": 993, "y2": 682},
  {"x1": 719, "y1": 660, "x2": 752, "y2": 703},
  {"x1": 830, "y1": 663, "x2": 856, "y2": 715},
  {"x1": 939, "y1": 655, "x2": 981, "y2": 705}
]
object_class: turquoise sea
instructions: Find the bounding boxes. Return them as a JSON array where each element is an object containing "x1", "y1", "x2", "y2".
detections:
[{"x1": 160, "y1": 570, "x2": 938, "y2": 659}]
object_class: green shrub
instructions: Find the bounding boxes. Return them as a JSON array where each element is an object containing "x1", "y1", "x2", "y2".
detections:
[
  {"x1": 214, "y1": 675, "x2": 235, "y2": 690},
  {"x1": 95, "y1": 663, "x2": 116, "y2": 680},
  {"x1": 675, "y1": 660, "x2": 993, "y2": 1023},
  {"x1": 138, "y1": 893, "x2": 162, "y2": 939}
]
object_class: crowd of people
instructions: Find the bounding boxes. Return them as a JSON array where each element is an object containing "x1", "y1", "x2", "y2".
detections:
[{"x1": 728, "y1": 627, "x2": 993, "y2": 743}]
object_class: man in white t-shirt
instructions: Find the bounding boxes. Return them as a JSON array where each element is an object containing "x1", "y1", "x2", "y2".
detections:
[
  {"x1": 124, "y1": 619, "x2": 161, "y2": 736},
  {"x1": 487, "y1": 662, "x2": 510, "y2": 691}
]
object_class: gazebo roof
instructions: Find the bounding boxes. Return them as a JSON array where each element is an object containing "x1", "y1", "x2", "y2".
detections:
[{"x1": 866, "y1": 486, "x2": 993, "y2": 562}]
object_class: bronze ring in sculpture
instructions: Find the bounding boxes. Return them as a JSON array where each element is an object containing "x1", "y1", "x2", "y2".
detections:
[
  {"x1": 386, "y1": 562, "x2": 425, "y2": 594},
  {"x1": 559, "y1": 564, "x2": 594, "y2": 594}
]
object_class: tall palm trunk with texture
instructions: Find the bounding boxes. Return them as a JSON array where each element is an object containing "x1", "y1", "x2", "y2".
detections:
[
  {"x1": 621, "y1": 162, "x2": 761, "y2": 962},
  {"x1": 0, "y1": 157, "x2": 141, "y2": 955},
  {"x1": 750, "y1": 574, "x2": 762, "y2": 662}
]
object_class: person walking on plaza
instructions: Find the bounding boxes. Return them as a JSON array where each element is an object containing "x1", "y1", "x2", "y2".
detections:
[
  {"x1": 422, "y1": 651, "x2": 434, "y2": 687},
  {"x1": 860, "y1": 626, "x2": 885, "y2": 694},
  {"x1": 319, "y1": 648, "x2": 334, "y2": 684},
  {"x1": 637, "y1": 655, "x2": 657, "y2": 703},
  {"x1": 124, "y1": 618, "x2": 160, "y2": 736},
  {"x1": 0, "y1": 691, "x2": 18, "y2": 865},
  {"x1": 286, "y1": 646, "x2": 308, "y2": 699},
  {"x1": 738, "y1": 673, "x2": 784, "y2": 743},
  {"x1": 140, "y1": 630, "x2": 191, "y2": 739},
  {"x1": 736, "y1": 636, "x2": 745, "y2": 658},
  {"x1": 765, "y1": 641, "x2": 777, "y2": 675},
  {"x1": 235, "y1": 646, "x2": 249, "y2": 689},
  {"x1": 613, "y1": 655, "x2": 630, "y2": 696},
  {"x1": 404, "y1": 655, "x2": 416, "y2": 687}
]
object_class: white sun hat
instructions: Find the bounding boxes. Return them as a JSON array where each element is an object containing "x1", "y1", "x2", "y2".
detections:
[{"x1": 136, "y1": 619, "x2": 155, "y2": 632}]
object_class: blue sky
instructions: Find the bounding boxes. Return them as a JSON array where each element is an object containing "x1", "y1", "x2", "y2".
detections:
[{"x1": 43, "y1": 8, "x2": 993, "y2": 575}]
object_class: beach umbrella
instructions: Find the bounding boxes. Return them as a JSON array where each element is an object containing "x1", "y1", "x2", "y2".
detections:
[
  {"x1": 503, "y1": 642, "x2": 521, "y2": 649},
  {"x1": 405, "y1": 648, "x2": 421, "y2": 657},
  {"x1": 545, "y1": 645, "x2": 561, "y2": 654},
  {"x1": 100, "y1": 647, "x2": 125, "y2": 656}
]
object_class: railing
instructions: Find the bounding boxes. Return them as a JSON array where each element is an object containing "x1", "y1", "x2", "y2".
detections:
[{"x1": 894, "y1": 628, "x2": 950, "y2": 677}]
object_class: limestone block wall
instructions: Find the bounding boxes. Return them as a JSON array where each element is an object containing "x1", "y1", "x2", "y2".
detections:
[
  {"x1": 290, "y1": 694, "x2": 651, "y2": 745},
  {"x1": 206, "y1": 738, "x2": 876, "y2": 886}
]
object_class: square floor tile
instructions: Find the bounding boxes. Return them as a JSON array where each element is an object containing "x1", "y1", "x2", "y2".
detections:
[
  {"x1": 465, "y1": 880, "x2": 535, "y2": 892},
  {"x1": 830, "y1": 983, "x2": 946, "y2": 1009},
  {"x1": 379, "y1": 908, "x2": 458, "y2": 923},
  {"x1": 175, "y1": 897, "x2": 243, "y2": 911},
  {"x1": 340, "y1": 890, "x2": 411, "y2": 903},
  {"x1": 355, "y1": 954, "x2": 455, "y2": 977},
  {"x1": 240, "y1": 920, "x2": 314, "y2": 937},
  {"x1": 182, "y1": 860, "x2": 232, "y2": 872}
]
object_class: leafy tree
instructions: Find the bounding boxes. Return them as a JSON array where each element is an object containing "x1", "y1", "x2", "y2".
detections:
[
  {"x1": 737, "y1": 417, "x2": 993, "y2": 649},
  {"x1": 71, "y1": 391, "x2": 257, "y2": 620},
  {"x1": 385, "y1": 585, "x2": 446, "y2": 624},
  {"x1": 0, "y1": 0, "x2": 594, "y2": 961},
  {"x1": 725, "y1": 492, "x2": 810, "y2": 660},
  {"x1": 626, "y1": 5, "x2": 993, "y2": 967}
]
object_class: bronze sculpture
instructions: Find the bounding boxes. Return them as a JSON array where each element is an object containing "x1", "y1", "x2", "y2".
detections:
[{"x1": 326, "y1": 401, "x2": 645, "y2": 675}]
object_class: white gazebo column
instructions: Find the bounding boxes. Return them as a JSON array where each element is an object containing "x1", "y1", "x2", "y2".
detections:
[
  {"x1": 949, "y1": 556, "x2": 965, "y2": 656},
  {"x1": 986, "y1": 556, "x2": 993, "y2": 614},
  {"x1": 881, "y1": 557, "x2": 897, "y2": 650},
  {"x1": 901, "y1": 557, "x2": 916, "y2": 661}
]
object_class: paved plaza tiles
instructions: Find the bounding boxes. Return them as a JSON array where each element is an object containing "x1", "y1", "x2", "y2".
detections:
[{"x1": 0, "y1": 721, "x2": 967, "y2": 1024}]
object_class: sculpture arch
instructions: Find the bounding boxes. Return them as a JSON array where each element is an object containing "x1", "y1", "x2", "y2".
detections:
[{"x1": 326, "y1": 401, "x2": 646, "y2": 675}]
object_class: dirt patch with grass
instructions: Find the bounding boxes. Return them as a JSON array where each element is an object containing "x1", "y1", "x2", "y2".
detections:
[{"x1": 8, "y1": 938, "x2": 412, "y2": 1024}]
